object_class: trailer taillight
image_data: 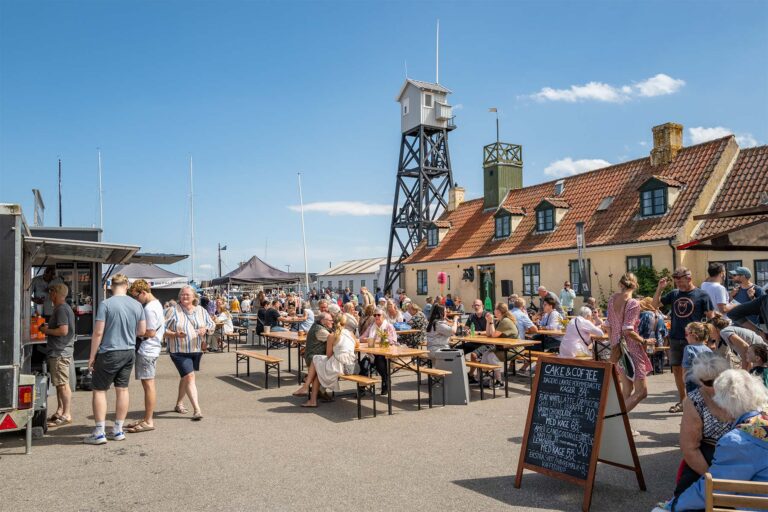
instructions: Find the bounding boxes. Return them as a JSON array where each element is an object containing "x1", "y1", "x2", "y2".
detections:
[{"x1": 18, "y1": 385, "x2": 33, "y2": 410}]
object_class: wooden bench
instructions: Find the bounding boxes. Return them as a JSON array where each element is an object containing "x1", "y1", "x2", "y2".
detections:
[
  {"x1": 235, "y1": 350, "x2": 283, "y2": 389},
  {"x1": 419, "y1": 367, "x2": 452, "y2": 408},
  {"x1": 465, "y1": 361, "x2": 503, "y2": 400},
  {"x1": 405, "y1": 364, "x2": 453, "y2": 408},
  {"x1": 224, "y1": 332, "x2": 241, "y2": 352},
  {"x1": 339, "y1": 374, "x2": 380, "y2": 419},
  {"x1": 705, "y1": 472, "x2": 768, "y2": 512}
]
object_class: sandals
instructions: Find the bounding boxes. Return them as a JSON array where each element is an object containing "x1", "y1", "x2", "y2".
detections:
[
  {"x1": 126, "y1": 421, "x2": 155, "y2": 433},
  {"x1": 47, "y1": 416, "x2": 72, "y2": 427},
  {"x1": 301, "y1": 403, "x2": 317, "y2": 408},
  {"x1": 191, "y1": 412, "x2": 203, "y2": 421},
  {"x1": 174, "y1": 404, "x2": 189, "y2": 414},
  {"x1": 669, "y1": 402, "x2": 683, "y2": 413},
  {"x1": 292, "y1": 390, "x2": 308, "y2": 397}
]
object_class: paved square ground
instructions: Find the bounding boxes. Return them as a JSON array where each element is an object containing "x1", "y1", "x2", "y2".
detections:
[{"x1": 1, "y1": 346, "x2": 683, "y2": 511}]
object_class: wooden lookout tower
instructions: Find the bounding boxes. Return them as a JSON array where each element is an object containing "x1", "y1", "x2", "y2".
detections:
[{"x1": 384, "y1": 79, "x2": 456, "y2": 293}]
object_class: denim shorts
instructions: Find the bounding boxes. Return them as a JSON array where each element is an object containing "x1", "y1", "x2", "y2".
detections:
[
  {"x1": 135, "y1": 354, "x2": 158, "y2": 380},
  {"x1": 170, "y1": 352, "x2": 202, "y2": 377}
]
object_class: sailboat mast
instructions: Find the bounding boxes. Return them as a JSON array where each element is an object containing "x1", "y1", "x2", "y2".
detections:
[
  {"x1": 97, "y1": 149, "x2": 104, "y2": 229},
  {"x1": 189, "y1": 156, "x2": 196, "y2": 284}
]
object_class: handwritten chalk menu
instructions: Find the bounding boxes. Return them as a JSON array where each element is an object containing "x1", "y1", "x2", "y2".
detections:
[
  {"x1": 515, "y1": 357, "x2": 645, "y2": 512},
  {"x1": 523, "y1": 361, "x2": 604, "y2": 480}
]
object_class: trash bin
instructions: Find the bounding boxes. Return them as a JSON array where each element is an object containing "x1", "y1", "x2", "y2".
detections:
[{"x1": 432, "y1": 348, "x2": 470, "y2": 405}]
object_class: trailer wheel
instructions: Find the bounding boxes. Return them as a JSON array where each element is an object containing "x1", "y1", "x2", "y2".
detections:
[{"x1": 32, "y1": 407, "x2": 48, "y2": 436}]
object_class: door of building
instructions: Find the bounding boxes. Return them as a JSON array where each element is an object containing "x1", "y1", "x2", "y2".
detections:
[{"x1": 478, "y1": 265, "x2": 496, "y2": 311}]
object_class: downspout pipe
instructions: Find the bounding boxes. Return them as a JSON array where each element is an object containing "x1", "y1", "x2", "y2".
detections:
[{"x1": 668, "y1": 238, "x2": 677, "y2": 271}]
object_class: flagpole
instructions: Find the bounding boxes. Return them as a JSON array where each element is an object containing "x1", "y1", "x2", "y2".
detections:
[
  {"x1": 297, "y1": 173, "x2": 310, "y2": 296},
  {"x1": 97, "y1": 149, "x2": 104, "y2": 229}
]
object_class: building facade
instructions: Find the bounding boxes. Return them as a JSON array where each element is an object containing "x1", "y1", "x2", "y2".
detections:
[
  {"x1": 317, "y1": 258, "x2": 387, "y2": 294},
  {"x1": 403, "y1": 123, "x2": 768, "y2": 307}
]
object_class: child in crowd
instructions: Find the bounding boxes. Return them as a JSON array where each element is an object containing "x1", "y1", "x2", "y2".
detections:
[
  {"x1": 747, "y1": 344, "x2": 768, "y2": 388},
  {"x1": 682, "y1": 322, "x2": 712, "y2": 393}
]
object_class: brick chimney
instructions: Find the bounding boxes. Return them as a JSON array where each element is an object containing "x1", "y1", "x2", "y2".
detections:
[
  {"x1": 650, "y1": 122, "x2": 683, "y2": 166},
  {"x1": 447, "y1": 185, "x2": 465, "y2": 212}
]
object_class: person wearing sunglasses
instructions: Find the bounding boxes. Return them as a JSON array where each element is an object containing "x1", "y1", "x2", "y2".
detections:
[
  {"x1": 673, "y1": 352, "x2": 733, "y2": 500},
  {"x1": 359, "y1": 307, "x2": 398, "y2": 395}
]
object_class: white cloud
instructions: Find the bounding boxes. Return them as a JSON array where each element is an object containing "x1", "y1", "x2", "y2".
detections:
[
  {"x1": 543, "y1": 157, "x2": 612, "y2": 178},
  {"x1": 288, "y1": 201, "x2": 390, "y2": 216},
  {"x1": 529, "y1": 73, "x2": 685, "y2": 103},
  {"x1": 634, "y1": 74, "x2": 686, "y2": 97},
  {"x1": 199, "y1": 263, "x2": 212, "y2": 270},
  {"x1": 688, "y1": 126, "x2": 759, "y2": 148},
  {"x1": 452, "y1": 103, "x2": 464, "y2": 111}
]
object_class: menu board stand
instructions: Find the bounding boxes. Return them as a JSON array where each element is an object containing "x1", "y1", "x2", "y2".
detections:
[{"x1": 514, "y1": 357, "x2": 645, "y2": 511}]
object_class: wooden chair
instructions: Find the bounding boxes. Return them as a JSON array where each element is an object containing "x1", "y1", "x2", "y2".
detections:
[{"x1": 704, "y1": 472, "x2": 768, "y2": 512}]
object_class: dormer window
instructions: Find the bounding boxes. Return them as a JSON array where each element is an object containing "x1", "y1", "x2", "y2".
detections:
[
  {"x1": 536, "y1": 208, "x2": 555, "y2": 232},
  {"x1": 534, "y1": 198, "x2": 569, "y2": 233},
  {"x1": 427, "y1": 227, "x2": 439, "y2": 247},
  {"x1": 424, "y1": 93, "x2": 433, "y2": 108},
  {"x1": 638, "y1": 176, "x2": 682, "y2": 218},
  {"x1": 641, "y1": 187, "x2": 666, "y2": 216},
  {"x1": 554, "y1": 179, "x2": 565, "y2": 196},
  {"x1": 495, "y1": 215, "x2": 511, "y2": 238}
]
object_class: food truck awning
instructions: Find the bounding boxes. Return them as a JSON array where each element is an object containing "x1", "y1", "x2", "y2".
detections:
[
  {"x1": 25, "y1": 237, "x2": 140, "y2": 266},
  {"x1": 128, "y1": 253, "x2": 188, "y2": 265}
]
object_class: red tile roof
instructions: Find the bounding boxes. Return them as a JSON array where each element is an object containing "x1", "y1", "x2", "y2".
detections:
[
  {"x1": 405, "y1": 136, "x2": 734, "y2": 264},
  {"x1": 647, "y1": 175, "x2": 685, "y2": 188},
  {"x1": 429, "y1": 220, "x2": 452, "y2": 228},
  {"x1": 695, "y1": 145, "x2": 768, "y2": 239},
  {"x1": 497, "y1": 205, "x2": 526, "y2": 216}
]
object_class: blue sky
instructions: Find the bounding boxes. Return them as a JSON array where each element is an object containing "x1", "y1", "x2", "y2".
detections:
[{"x1": 1, "y1": 0, "x2": 767, "y2": 281}]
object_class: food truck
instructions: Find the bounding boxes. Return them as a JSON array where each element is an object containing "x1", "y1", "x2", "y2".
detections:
[{"x1": 0, "y1": 204, "x2": 183, "y2": 452}]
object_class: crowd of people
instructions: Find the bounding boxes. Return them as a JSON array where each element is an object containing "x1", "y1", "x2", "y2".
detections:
[{"x1": 34, "y1": 263, "x2": 768, "y2": 506}]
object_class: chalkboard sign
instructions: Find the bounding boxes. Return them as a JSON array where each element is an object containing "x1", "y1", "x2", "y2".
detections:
[
  {"x1": 523, "y1": 361, "x2": 605, "y2": 480},
  {"x1": 515, "y1": 356, "x2": 645, "y2": 512}
]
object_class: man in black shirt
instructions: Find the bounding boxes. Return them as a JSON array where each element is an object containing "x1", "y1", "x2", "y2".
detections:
[
  {"x1": 653, "y1": 266, "x2": 714, "y2": 413},
  {"x1": 462, "y1": 299, "x2": 488, "y2": 354}
]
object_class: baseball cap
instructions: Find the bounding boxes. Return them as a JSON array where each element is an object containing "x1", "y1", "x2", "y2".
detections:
[
  {"x1": 728, "y1": 266, "x2": 752, "y2": 279},
  {"x1": 671, "y1": 267, "x2": 691, "y2": 278}
]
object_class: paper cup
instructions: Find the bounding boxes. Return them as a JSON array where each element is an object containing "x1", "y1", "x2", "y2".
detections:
[{"x1": 264, "y1": 326, "x2": 271, "y2": 334}]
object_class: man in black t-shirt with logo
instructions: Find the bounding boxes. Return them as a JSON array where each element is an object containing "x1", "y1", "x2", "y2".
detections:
[{"x1": 653, "y1": 266, "x2": 714, "y2": 414}]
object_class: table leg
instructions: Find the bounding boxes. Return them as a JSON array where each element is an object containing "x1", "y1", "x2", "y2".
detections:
[
  {"x1": 297, "y1": 344, "x2": 303, "y2": 384},
  {"x1": 504, "y1": 349, "x2": 509, "y2": 398},
  {"x1": 387, "y1": 357, "x2": 392, "y2": 416},
  {"x1": 287, "y1": 341, "x2": 292, "y2": 372},
  {"x1": 416, "y1": 356, "x2": 421, "y2": 411},
  {"x1": 266, "y1": 337, "x2": 270, "y2": 355}
]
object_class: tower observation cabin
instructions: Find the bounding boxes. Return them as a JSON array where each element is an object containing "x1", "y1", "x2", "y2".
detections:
[{"x1": 397, "y1": 79, "x2": 455, "y2": 133}]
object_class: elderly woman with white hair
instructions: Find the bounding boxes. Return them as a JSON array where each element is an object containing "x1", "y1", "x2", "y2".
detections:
[
  {"x1": 559, "y1": 306, "x2": 604, "y2": 359},
  {"x1": 653, "y1": 368, "x2": 768, "y2": 511},
  {"x1": 360, "y1": 307, "x2": 398, "y2": 395},
  {"x1": 673, "y1": 353, "x2": 734, "y2": 498}
]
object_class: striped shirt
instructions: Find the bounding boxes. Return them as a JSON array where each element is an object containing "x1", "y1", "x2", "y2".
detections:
[{"x1": 165, "y1": 304, "x2": 215, "y2": 353}]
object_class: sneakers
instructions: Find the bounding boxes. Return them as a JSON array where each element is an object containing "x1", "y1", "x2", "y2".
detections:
[
  {"x1": 493, "y1": 381, "x2": 504, "y2": 389},
  {"x1": 106, "y1": 431, "x2": 126, "y2": 441},
  {"x1": 83, "y1": 433, "x2": 107, "y2": 445}
]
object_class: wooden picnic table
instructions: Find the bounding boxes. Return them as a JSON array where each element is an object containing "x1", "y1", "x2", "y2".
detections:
[
  {"x1": 262, "y1": 330, "x2": 306, "y2": 384},
  {"x1": 356, "y1": 344, "x2": 428, "y2": 415},
  {"x1": 451, "y1": 334, "x2": 539, "y2": 395}
]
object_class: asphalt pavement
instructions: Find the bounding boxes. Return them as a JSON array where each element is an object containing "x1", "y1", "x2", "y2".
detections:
[{"x1": 0, "y1": 345, "x2": 684, "y2": 512}]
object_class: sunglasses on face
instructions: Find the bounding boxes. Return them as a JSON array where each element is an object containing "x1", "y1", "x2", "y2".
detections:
[{"x1": 374, "y1": 314, "x2": 382, "y2": 317}]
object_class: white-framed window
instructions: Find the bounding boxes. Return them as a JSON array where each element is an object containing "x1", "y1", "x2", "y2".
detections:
[
  {"x1": 427, "y1": 228, "x2": 439, "y2": 247},
  {"x1": 626, "y1": 255, "x2": 652, "y2": 272},
  {"x1": 424, "y1": 93, "x2": 433, "y2": 108},
  {"x1": 755, "y1": 260, "x2": 768, "y2": 288},
  {"x1": 402, "y1": 99, "x2": 409, "y2": 116}
]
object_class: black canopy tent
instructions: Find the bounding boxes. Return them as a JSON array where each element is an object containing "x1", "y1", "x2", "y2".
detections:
[{"x1": 210, "y1": 255, "x2": 301, "y2": 287}]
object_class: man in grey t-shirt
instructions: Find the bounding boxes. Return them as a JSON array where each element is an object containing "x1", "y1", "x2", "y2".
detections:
[
  {"x1": 40, "y1": 283, "x2": 75, "y2": 427},
  {"x1": 85, "y1": 274, "x2": 145, "y2": 445}
]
